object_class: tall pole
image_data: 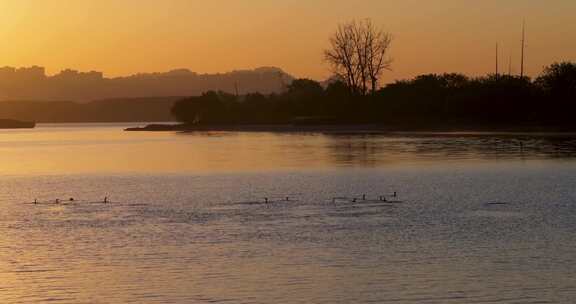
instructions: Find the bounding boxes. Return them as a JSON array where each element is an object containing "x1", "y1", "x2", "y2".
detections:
[
  {"x1": 508, "y1": 54, "x2": 512, "y2": 76},
  {"x1": 495, "y1": 43, "x2": 499, "y2": 78},
  {"x1": 520, "y1": 20, "x2": 525, "y2": 78}
]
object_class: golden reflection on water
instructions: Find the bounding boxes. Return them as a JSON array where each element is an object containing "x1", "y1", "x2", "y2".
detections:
[
  {"x1": 0, "y1": 126, "x2": 336, "y2": 174},
  {"x1": 1, "y1": 124, "x2": 576, "y2": 175}
]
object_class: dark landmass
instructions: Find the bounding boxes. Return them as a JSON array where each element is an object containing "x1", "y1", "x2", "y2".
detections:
[
  {"x1": 126, "y1": 123, "x2": 190, "y2": 132},
  {"x1": 0, "y1": 66, "x2": 293, "y2": 101},
  {"x1": 0, "y1": 119, "x2": 35, "y2": 129},
  {"x1": 164, "y1": 61, "x2": 576, "y2": 133},
  {"x1": 2, "y1": 61, "x2": 574, "y2": 129},
  {"x1": 0, "y1": 97, "x2": 179, "y2": 123}
]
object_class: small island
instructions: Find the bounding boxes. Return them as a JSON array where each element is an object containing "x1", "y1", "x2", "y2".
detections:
[{"x1": 0, "y1": 119, "x2": 36, "y2": 129}]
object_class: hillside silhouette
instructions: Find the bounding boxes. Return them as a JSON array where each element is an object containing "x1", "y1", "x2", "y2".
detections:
[
  {"x1": 2, "y1": 62, "x2": 575, "y2": 127},
  {"x1": 0, "y1": 66, "x2": 294, "y2": 101}
]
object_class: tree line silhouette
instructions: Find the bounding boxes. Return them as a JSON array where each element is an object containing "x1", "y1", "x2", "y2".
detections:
[
  {"x1": 173, "y1": 19, "x2": 575, "y2": 130},
  {"x1": 171, "y1": 61, "x2": 576, "y2": 130}
]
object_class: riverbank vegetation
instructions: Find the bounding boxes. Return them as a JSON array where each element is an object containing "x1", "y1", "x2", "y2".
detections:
[
  {"x1": 171, "y1": 61, "x2": 576, "y2": 130},
  {"x1": 171, "y1": 19, "x2": 575, "y2": 131}
]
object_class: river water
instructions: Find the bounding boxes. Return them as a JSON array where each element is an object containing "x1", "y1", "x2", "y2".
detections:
[{"x1": 1, "y1": 123, "x2": 575, "y2": 303}]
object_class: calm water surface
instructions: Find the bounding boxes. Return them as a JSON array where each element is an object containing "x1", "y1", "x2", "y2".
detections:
[{"x1": 1, "y1": 123, "x2": 576, "y2": 303}]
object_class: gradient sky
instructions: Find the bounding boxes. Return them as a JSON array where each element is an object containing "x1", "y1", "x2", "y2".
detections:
[{"x1": 0, "y1": 0, "x2": 574, "y2": 83}]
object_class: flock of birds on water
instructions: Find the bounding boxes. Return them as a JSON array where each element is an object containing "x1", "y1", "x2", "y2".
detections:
[
  {"x1": 28, "y1": 192, "x2": 403, "y2": 206},
  {"x1": 232, "y1": 192, "x2": 403, "y2": 206},
  {"x1": 30, "y1": 197, "x2": 110, "y2": 205},
  {"x1": 28, "y1": 192, "x2": 513, "y2": 207}
]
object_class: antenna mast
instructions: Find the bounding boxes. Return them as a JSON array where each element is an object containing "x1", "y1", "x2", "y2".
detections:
[
  {"x1": 495, "y1": 43, "x2": 499, "y2": 78},
  {"x1": 508, "y1": 53, "x2": 512, "y2": 76},
  {"x1": 520, "y1": 20, "x2": 526, "y2": 78}
]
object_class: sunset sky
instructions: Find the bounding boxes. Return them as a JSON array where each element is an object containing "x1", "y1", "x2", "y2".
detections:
[{"x1": 0, "y1": 0, "x2": 574, "y2": 83}]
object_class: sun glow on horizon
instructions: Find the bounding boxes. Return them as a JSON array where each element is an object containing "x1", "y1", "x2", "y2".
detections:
[{"x1": 0, "y1": 0, "x2": 574, "y2": 82}]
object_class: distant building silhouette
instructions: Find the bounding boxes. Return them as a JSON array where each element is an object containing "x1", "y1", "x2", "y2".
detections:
[{"x1": 0, "y1": 66, "x2": 294, "y2": 101}]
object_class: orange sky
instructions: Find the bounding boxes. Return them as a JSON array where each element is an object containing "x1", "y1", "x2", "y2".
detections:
[{"x1": 0, "y1": 0, "x2": 574, "y2": 83}]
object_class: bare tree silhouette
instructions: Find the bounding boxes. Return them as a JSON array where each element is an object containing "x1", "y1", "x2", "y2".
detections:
[{"x1": 324, "y1": 19, "x2": 392, "y2": 95}]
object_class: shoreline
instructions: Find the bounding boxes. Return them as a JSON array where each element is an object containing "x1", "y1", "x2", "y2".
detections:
[
  {"x1": 124, "y1": 123, "x2": 576, "y2": 136},
  {"x1": 0, "y1": 119, "x2": 36, "y2": 129}
]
